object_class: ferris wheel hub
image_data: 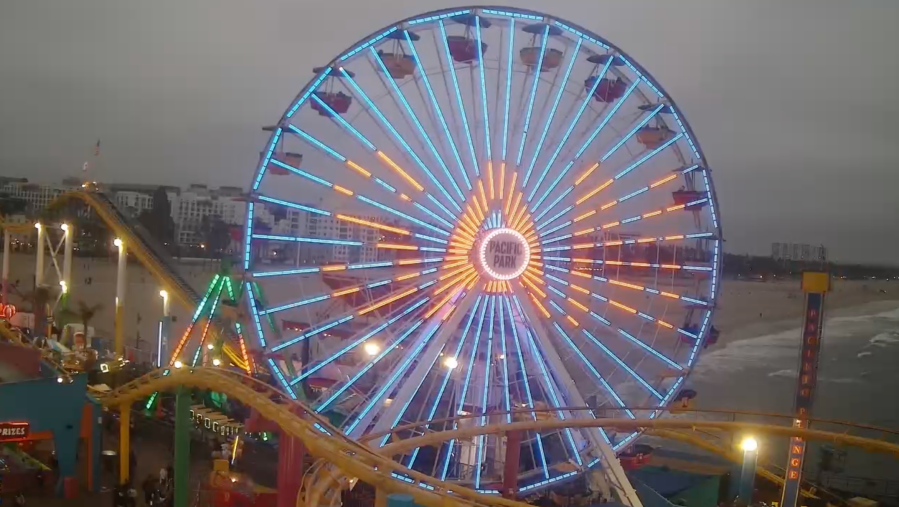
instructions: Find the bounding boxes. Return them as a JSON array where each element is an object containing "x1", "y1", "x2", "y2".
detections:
[{"x1": 476, "y1": 227, "x2": 530, "y2": 281}]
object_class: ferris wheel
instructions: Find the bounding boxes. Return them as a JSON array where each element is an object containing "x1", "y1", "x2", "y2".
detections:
[{"x1": 244, "y1": 6, "x2": 722, "y2": 496}]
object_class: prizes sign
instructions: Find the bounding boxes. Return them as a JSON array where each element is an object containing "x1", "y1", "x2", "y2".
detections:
[
  {"x1": 0, "y1": 422, "x2": 29, "y2": 442},
  {"x1": 479, "y1": 229, "x2": 530, "y2": 280}
]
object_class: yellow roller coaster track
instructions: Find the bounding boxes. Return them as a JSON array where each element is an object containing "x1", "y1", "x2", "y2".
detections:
[
  {"x1": 93, "y1": 367, "x2": 531, "y2": 507},
  {"x1": 0, "y1": 320, "x2": 69, "y2": 375},
  {"x1": 44, "y1": 191, "x2": 248, "y2": 371},
  {"x1": 96, "y1": 368, "x2": 899, "y2": 507}
]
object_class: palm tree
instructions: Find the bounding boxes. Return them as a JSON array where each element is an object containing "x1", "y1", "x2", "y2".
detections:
[
  {"x1": 21, "y1": 286, "x2": 51, "y2": 338},
  {"x1": 59, "y1": 300, "x2": 103, "y2": 347}
]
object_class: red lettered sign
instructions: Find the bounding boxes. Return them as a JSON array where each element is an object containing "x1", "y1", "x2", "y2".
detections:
[{"x1": 0, "y1": 422, "x2": 29, "y2": 441}]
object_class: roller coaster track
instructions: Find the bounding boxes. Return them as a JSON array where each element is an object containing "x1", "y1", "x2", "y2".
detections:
[
  {"x1": 0, "y1": 319, "x2": 69, "y2": 376},
  {"x1": 92, "y1": 367, "x2": 531, "y2": 507},
  {"x1": 48, "y1": 191, "x2": 248, "y2": 371},
  {"x1": 95, "y1": 369, "x2": 899, "y2": 507}
]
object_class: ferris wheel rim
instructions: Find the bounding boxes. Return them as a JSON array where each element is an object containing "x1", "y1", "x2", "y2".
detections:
[{"x1": 244, "y1": 4, "x2": 724, "y2": 492}]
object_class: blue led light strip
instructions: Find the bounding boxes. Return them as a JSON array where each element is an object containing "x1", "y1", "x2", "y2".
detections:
[
  {"x1": 368, "y1": 46, "x2": 466, "y2": 205},
  {"x1": 407, "y1": 296, "x2": 482, "y2": 466},
  {"x1": 403, "y1": 30, "x2": 471, "y2": 191},
  {"x1": 475, "y1": 17, "x2": 492, "y2": 162},
  {"x1": 498, "y1": 294, "x2": 512, "y2": 424},
  {"x1": 474, "y1": 295, "x2": 496, "y2": 489},
  {"x1": 292, "y1": 298, "x2": 430, "y2": 385},
  {"x1": 346, "y1": 322, "x2": 445, "y2": 434},
  {"x1": 439, "y1": 298, "x2": 488, "y2": 481},
  {"x1": 316, "y1": 319, "x2": 425, "y2": 413},
  {"x1": 438, "y1": 20, "x2": 479, "y2": 177},
  {"x1": 504, "y1": 296, "x2": 549, "y2": 479},
  {"x1": 501, "y1": 18, "x2": 515, "y2": 160},
  {"x1": 340, "y1": 66, "x2": 462, "y2": 214},
  {"x1": 518, "y1": 25, "x2": 551, "y2": 173},
  {"x1": 525, "y1": 39, "x2": 583, "y2": 202},
  {"x1": 551, "y1": 322, "x2": 635, "y2": 419}
]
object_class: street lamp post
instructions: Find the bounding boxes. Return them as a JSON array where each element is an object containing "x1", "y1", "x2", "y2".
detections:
[
  {"x1": 158, "y1": 290, "x2": 171, "y2": 368},
  {"x1": 35, "y1": 223, "x2": 45, "y2": 288},
  {"x1": 738, "y1": 437, "x2": 759, "y2": 504},
  {"x1": 114, "y1": 238, "x2": 126, "y2": 358},
  {"x1": 61, "y1": 224, "x2": 73, "y2": 309},
  {"x1": 1, "y1": 228, "x2": 10, "y2": 305}
]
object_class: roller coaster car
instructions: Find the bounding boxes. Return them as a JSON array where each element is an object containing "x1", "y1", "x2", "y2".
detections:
[
  {"x1": 520, "y1": 47, "x2": 563, "y2": 71},
  {"x1": 310, "y1": 91, "x2": 352, "y2": 117},
  {"x1": 376, "y1": 51, "x2": 416, "y2": 79},
  {"x1": 446, "y1": 35, "x2": 488, "y2": 63},
  {"x1": 584, "y1": 76, "x2": 628, "y2": 103}
]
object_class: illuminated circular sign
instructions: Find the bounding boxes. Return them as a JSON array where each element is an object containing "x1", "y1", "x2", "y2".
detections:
[{"x1": 477, "y1": 228, "x2": 530, "y2": 281}]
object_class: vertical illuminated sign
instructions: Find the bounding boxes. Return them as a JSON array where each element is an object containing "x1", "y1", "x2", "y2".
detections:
[{"x1": 781, "y1": 273, "x2": 828, "y2": 507}]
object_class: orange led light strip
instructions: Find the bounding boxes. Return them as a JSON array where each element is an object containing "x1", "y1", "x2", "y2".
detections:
[
  {"x1": 336, "y1": 215, "x2": 409, "y2": 235},
  {"x1": 377, "y1": 243, "x2": 418, "y2": 251},
  {"x1": 377, "y1": 151, "x2": 424, "y2": 191},
  {"x1": 358, "y1": 287, "x2": 418, "y2": 315}
]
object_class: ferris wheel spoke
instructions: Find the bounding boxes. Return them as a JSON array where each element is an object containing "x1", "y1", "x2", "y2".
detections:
[
  {"x1": 523, "y1": 39, "x2": 582, "y2": 203},
  {"x1": 315, "y1": 318, "x2": 427, "y2": 414},
  {"x1": 527, "y1": 78, "x2": 640, "y2": 222},
  {"x1": 373, "y1": 284, "x2": 480, "y2": 446},
  {"x1": 439, "y1": 292, "x2": 489, "y2": 481},
  {"x1": 510, "y1": 295, "x2": 584, "y2": 466},
  {"x1": 272, "y1": 127, "x2": 455, "y2": 233},
  {"x1": 517, "y1": 25, "x2": 551, "y2": 175},
  {"x1": 338, "y1": 67, "x2": 463, "y2": 214},
  {"x1": 528, "y1": 275, "x2": 684, "y2": 371},
  {"x1": 473, "y1": 294, "x2": 498, "y2": 489},
  {"x1": 405, "y1": 294, "x2": 482, "y2": 466},
  {"x1": 344, "y1": 319, "x2": 449, "y2": 435},
  {"x1": 540, "y1": 287, "x2": 664, "y2": 400},
  {"x1": 292, "y1": 297, "x2": 430, "y2": 386},
  {"x1": 403, "y1": 31, "x2": 472, "y2": 192},
  {"x1": 500, "y1": 18, "x2": 515, "y2": 163},
  {"x1": 257, "y1": 267, "x2": 437, "y2": 317},
  {"x1": 527, "y1": 57, "x2": 613, "y2": 209},
  {"x1": 503, "y1": 295, "x2": 550, "y2": 479},
  {"x1": 250, "y1": 256, "x2": 446, "y2": 279},
  {"x1": 438, "y1": 20, "x2": 480, "y2": 179},
  {"x1": 549, "y1": 321, "x2": 635, "y2": 419},
  {"x1": 366, "y1": 47, "x2": 467, "y2": 205}
]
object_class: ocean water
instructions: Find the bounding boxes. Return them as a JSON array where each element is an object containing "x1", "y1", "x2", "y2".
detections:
[{"x1": 684, "y1": 304, "x2": 899, "y2": 480}]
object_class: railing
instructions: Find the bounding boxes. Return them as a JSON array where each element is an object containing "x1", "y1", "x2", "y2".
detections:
[{"x1": 820, "y1": 473, "x2": 899, "y2": 500}]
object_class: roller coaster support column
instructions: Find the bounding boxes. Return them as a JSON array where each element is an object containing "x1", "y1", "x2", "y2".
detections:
[
  {"x1": 780, "y1": 271, "x2": 830, "y2": 507},
  {"x1": 35, "y1": 222, "x2": 45, "y2": 288},
  {"x1": 375, "y1": 488, "x2": 387, "y2": 507},
  {"x1": 1, "y1": 228, "x2": 9, "y2": 305},
  {"x1": 114, "y1": 238, "x2": 126, "y2": 358},
  {"x1": 62, "y1": 223, "x2": 73, "y2": 308},
  {"x1": 158, "y1": 290, "x2": 171, "y2": 368},
  {"x1": 119, "y1": 401, "x2": 132, "y2": 485},
  {"x1": 502, "y1": 430, "x2": 522, "y2": 498},
  {"x1": 277, "y1": 428, "x2": 305, "y2": 507},
  {"x1": 174, "y1": 385, "x2": 191, "y2": 507}
]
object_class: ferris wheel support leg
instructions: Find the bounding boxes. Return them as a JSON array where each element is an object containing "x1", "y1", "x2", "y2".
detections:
[
  {"x1": 511, "y1": 287, "x2": 641, "y2": 507},
  {"x1": 352, "y1": 289, "x2": 479, "y2": 441}
]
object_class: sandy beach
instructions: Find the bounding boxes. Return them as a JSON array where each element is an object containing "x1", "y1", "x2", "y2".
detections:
[{"x1": 711, "y1": 278, "x2": 898, "y2": 345}]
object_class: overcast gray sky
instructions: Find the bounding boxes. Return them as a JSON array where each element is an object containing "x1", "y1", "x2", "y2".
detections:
[{"x1": 1, "y1": 0, "x2": 897, "y2": 264}]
